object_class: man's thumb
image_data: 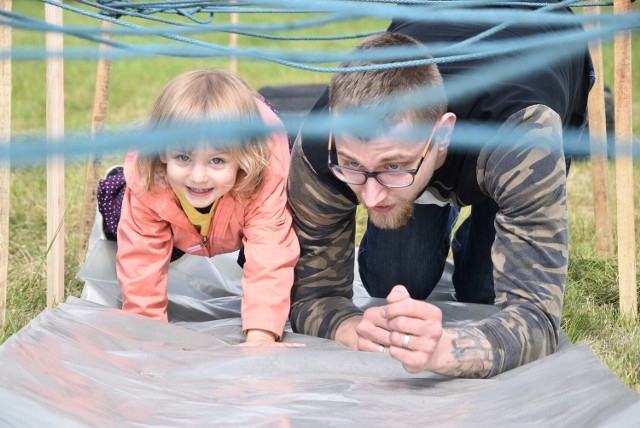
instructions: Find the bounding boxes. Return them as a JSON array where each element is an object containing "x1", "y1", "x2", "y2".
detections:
[{"x1": 386, "y1": 285, "x2": 410, "y2": 303}]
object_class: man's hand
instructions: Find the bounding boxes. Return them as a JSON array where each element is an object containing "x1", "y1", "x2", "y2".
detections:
[
  {"x1": 380, "y1": 285, "x2": 493, "y2": 377},
  {"x1": 341, "y1": 286, "x2": 444, "y2": 362},
  {"x1": 381, "y1": 285, "x2": 446, "y2": 373},
  {"x1": 336, "y1": 285, "x2": 493, "y2": 377},
  {"x1": 354, "y1": 306, "x2": 392, "y2": 353}
]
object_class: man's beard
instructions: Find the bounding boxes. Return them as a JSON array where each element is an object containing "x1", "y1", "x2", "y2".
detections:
[{"x1": 359, "y1": 197, "x2": 415, "y2": 229}]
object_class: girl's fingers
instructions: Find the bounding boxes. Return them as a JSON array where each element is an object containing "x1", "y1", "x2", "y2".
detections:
[{"x1": 235, "y1": 341, "x2": 306, "y2": 348}]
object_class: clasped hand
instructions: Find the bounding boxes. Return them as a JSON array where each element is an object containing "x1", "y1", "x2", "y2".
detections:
[{"x1": 356, "y1": 285, "x2": 444, "y2": 373}]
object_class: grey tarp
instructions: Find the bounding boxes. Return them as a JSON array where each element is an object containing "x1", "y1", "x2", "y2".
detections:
[{"x1": 1, "y1": 224, "x2": 639, "y2": 426}]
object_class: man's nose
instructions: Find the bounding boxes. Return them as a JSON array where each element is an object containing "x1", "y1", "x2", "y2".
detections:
[{"x1": 360, "y1": 178, "x2": 387, "y2": 207}]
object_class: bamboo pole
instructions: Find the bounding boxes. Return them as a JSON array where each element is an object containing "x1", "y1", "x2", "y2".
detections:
[
  {"x1": 45, "y1": 1, "x2": 65, "y2": 308},
  {"x1": 0, "y1": 0, "x2": 12, "y2": 329},
  {"x1": 78, "y1": 21, "x2": 113, "y2": 262},
  {"x1": 585, "y1": 6, "x2": 614, "y2": 257},
  {"x1": 613, "y1": 0, "x2": 636, "y2": 318},
  {"x1": 229, "y1": 11, "x2": 238, "y2": 74}
]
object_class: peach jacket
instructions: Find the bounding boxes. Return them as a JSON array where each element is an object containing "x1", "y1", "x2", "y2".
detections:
[{"x1": 116, "y1": 98, "x2": 299, "y2": 338}]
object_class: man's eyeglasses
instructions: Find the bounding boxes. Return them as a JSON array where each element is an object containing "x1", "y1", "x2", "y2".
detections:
[{"x1": 327, "y1": 124, "x2": 438, "y2": 189}]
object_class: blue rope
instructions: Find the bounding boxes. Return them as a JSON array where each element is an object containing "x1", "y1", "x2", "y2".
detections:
[
  {"x1": 91, "y1": 0, "x2": 615, "y2": 15},
  {"x1": 38, "y1": 0, "x2": 622, "y2": 43},
  {"x1": 448, "y1": 0, "x2": 584, "y2": 49},
  {"x1": 17, "y1": 4, "x2": 638, "y2": 72},
  {"x1": 0, "y1": 0, "x2": 633, "y2": 164},
  {"x1": 351, "y1": 0, "x2": 614, "y2": 5},
  {"x1": 75, "y1": 0, "x2": 386, "y2": 41},
  {"x1": 66, "y1": 0, "x2": 615, "y2": 28},
  {"x1": 64, "y1": 1, "x2": 375, "y2": 38}
]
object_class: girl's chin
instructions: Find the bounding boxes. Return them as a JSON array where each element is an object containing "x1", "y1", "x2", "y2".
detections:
[
  {"x1": 182, "y1": 192, "x2": 216, "y2": 208},
  {"x1": 191, "y1": 198, "x2": 215, "y2": 208}
]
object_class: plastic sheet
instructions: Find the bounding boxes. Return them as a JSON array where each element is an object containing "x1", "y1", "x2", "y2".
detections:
[
  {"x1": 76, "y1": 212, "x2": 499, "y2": 326},
  {"x1": 1, "y1": 221, "x2": 639, "y2": 426}
]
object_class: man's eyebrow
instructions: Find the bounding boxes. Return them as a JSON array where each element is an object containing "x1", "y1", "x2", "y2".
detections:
[
  {"x1": 337, "y1": 148, "x2": 417, "y2": 163},
  {"x1": 378, "y1": 153, "x2": 416, "y2": 163}
]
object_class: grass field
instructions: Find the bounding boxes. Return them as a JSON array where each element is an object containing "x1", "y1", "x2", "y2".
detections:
[{"x1": 2, "y1": 2, "x2": 639, "y2": 390}]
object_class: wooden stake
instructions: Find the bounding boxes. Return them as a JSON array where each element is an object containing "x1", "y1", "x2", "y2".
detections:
[
  {"x1": 585, "y1": 6, "x2": 614, "y2": 257},
  {"x1": 229, "y1": 11, "x2": 238, "y2": 74},
  {"x1": 613, "y1": 0, "x2": 636, "y2": 318},
  {"x1": 45, "y1": 1, "x2": 65, "y2": 308},
  {"x1": 78, "y1": 21, "x2": 113, "y2": 262},
  {"x1": 0, "y1": 0, "x2": 12, "y2": 329}
]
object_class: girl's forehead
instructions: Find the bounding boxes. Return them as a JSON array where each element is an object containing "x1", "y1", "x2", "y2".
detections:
[{"x1": 167, "y1": 142, "x2": 231, "y2": 156}]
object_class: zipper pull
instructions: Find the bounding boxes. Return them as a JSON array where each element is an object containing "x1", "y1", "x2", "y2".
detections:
[{"x1": 186, "y1": 236, "x2": 208, "y2": 253}]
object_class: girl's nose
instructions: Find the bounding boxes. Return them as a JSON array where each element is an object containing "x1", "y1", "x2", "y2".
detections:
[{"x1": 189, "y1": 164, "x2": 208, "y2": 183}]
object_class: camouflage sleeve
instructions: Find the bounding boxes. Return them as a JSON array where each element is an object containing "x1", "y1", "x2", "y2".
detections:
[
  {"x1": 475, "y1": 104, "x2": 567, "y2": 376},
  {"x1": 287, "y1": 135, "x2": 363, "y2": 339}
]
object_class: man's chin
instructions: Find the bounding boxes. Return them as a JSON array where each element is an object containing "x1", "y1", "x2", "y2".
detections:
[{"x1": 366, "y1": 202, "x2": 414, "y2": 229}]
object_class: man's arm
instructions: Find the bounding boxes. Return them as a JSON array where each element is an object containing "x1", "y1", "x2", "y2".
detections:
[
  {"x1": 357, "y1": 105, "x2": 567, "y2": 378},
  {"x1": 287, "y1": 135, "x2": 363, "y2": 340},
  {"x1": 475, "y1": 104, "x2": 567, "y2": 376}
]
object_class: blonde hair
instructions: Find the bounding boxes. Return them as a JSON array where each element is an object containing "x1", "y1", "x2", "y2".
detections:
[{"x1": 136, "y1": 70, "x2": 271, "y2": 200}]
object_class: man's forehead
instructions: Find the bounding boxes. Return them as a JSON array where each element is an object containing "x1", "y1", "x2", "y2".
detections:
[
  {"x1": 337, "y1": 118, "x2": 429, "y2": 141},
  {"x1": 334, "y1": 133, "x2": 424, "y2": 161},
  {"x1": 334, "y1": 127, "x2": 426, "y2": 149}
]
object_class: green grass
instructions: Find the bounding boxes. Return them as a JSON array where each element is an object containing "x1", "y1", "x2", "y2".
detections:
[
  {"x1": 563, "y1": 256, "x2": 640, "y2": 388},
  {"x1": 2, "y1": 2, "x2": 640, "y2": 391},
  {"x1": 564, "y1": 160, "x2": 640, "y2": 391}
]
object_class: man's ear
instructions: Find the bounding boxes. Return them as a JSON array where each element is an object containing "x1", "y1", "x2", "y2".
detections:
[{"x1": 436, "y1": 112, "x2": 456, "y2": 151}]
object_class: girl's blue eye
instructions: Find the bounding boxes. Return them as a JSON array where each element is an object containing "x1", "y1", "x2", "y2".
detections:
[
  {"x1": 177, "y1": 154, "x2": 190, "y2": 162},
  {"x1": 211, "y1": 157, "x2": 224, "y2": 165}
]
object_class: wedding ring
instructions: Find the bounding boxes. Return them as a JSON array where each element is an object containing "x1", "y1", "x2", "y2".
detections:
[
  {"x1": 378, "y1": 344, "x2": 385, "y2": 353},
  {"x1": 402, "y1": 334, "x2": 411, "y2": 350}
]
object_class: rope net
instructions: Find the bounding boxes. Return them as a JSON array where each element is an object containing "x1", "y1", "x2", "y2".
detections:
[{"x1": 0, "y1": 0, "x2": 638, "y2": 162}]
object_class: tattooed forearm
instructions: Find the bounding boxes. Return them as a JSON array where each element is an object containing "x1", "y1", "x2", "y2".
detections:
[{"x1": 446, "y1": 327, "x2": 494, "y2": 378}]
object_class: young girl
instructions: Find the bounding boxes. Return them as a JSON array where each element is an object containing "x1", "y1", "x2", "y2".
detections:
[{"x1": 97, "y1": 70, "x2": 299, "y2": 346}]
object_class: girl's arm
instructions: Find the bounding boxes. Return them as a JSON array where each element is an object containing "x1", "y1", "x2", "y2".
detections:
[
  {"x1": 116, "y1": 187, "x2": 173, "y2": 322},
  {"x1": 238, "y1": 99, "x2": 300, "y2": 341}
]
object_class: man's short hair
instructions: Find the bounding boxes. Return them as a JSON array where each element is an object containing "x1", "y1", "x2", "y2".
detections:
[{"x1": 329, "y1": 32, "x2": 447, "y2": 127}]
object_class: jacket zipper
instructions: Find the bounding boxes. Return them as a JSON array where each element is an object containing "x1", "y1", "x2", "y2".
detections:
[{"x1": 186, "y1": 236, "x2": 208, "y2": 254}]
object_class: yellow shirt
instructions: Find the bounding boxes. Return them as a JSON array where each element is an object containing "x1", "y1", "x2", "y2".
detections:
[{"x1": 174, "y1": 191, "x2": 218, "y2": 236}]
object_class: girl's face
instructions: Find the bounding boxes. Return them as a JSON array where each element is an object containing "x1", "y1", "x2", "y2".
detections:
[{"x1": 160, "y1": 144, "x2": 240, "y2": 208}]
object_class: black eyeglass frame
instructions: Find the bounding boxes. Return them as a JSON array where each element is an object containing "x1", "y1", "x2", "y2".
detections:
[{"x1": 327, "y1": 124, "x2": 439, "y2": 189}]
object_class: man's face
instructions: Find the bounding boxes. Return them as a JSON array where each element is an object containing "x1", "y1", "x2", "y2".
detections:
[{"x1": 334, "y1": 122, "x2": 440, "y2": 229}]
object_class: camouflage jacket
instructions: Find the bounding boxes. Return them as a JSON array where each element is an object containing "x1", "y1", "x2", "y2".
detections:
[{"x1": 287, "y1": 104, "x2": 568, "y2": 377}]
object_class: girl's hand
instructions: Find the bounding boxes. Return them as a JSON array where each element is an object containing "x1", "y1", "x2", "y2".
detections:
[{"x1": 236, "y1": 329, "x2": 306, "y2": 348}]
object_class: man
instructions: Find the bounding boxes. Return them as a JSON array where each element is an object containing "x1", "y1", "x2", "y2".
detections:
[{"x1": 287, "y1": 6, "x2": 592, "y2": 378}]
